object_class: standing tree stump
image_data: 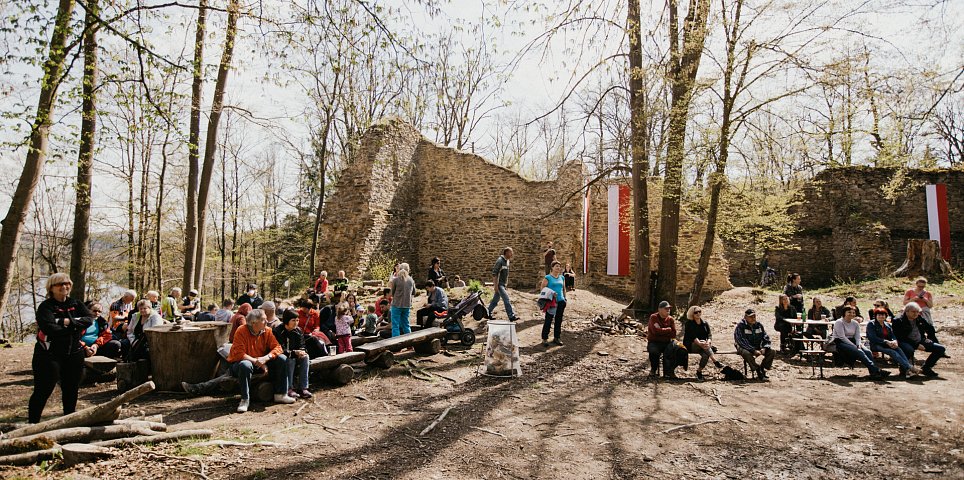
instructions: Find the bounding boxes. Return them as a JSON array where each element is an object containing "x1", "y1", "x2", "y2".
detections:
[
  {"x1": 893, "y1": 239, "x2": 953, "y2": 278},
  {"x1": 145, "y1": 323, "x2": 230, "y2": 391}
]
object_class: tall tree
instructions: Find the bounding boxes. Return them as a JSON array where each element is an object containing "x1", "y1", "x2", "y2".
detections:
[
  {"x1": 0, "y1": 0, "x2": 75, "y2": 317},
  {"x1": 626, "y1": 0, "x2": 652, "y2": 314},
  {"x1": 69, "y1": 0, "x2": 100, "y2": 300},
  {"x1": 182, "y1": 0, "x2": 207, "y2": 292},
  {"x1": 655, "y1": 0, "x2": 711, "y2": 303},
  {"x1": 194, "y1": 0, "x2": 241, "y2": 290}
]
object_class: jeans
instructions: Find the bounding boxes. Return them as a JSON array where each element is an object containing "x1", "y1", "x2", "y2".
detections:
[
  {"x1": 29, "y1": 348, "x2": 85, "y2": 423},
  {"x1": 737, "y1": 346, "x2": 775, "y2": 371},
  {"x1": 230, "y1": 355, "x2": 288, "y2": 400},
  {"x1": 391, "y1": 306, "x2": 411, "y2": 337},
  {"x1": 541, "y1": 300, "x2": 567, "y2": 340},
  {"x1": 835, "y1": 339, "x2": 879, "y2": 374},
  {"x1": 871, "y1": 344, "x2": 912, "y2": 371},
  {"x1": 286, "y1": 353, "x2": 309, "y2": 391},
  {"x1": 487, "y1": 284, "x2": 516, "y2": 319},
  {"x1": 647, "y1": 341, "x2": 672, "y2": 375},
  {"x1": 898, "y1": 340, "x2": 945, "y2": 369},
  {"x1": 689, "y1": 341, "x2": 714, "y2": 370}
]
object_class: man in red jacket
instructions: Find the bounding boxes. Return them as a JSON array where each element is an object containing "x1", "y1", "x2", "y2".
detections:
[{"x1": 648, "y1": 301, "x2": 678, "y2": 379}]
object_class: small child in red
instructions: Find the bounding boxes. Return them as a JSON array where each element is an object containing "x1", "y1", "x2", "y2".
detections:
[{"x1": 334, "y1": 303, "x2": 354, "y2": 353}]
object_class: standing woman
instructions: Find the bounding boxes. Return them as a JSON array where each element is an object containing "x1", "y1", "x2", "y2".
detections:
[
  {"x1": 783, "y1": 273, "x2": 804, "y2": 314},
  {"x1": 903, "y1": 277, "x2": 934, "y2": 325},
  {"x1": 389, "y1": 263, "x2": 415, "y2": 337},
  {"x1": 540, "y1": 261, "x2": 567, "y2": 347},
  {"x1": 427, "y1": 257, "x2": 448, "y2": 288},
  {"x1": 30, "y1": 273, "x2": 94, "y2": 423}
]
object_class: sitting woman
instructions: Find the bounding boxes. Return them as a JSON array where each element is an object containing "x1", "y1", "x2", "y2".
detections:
[
  {"x1": 834, "y1": 296, "x2": 862, "y2": 321},
  {"x1": 866, "y1": 308, "x2": 920, "y2": 377},
  {"x1": 272, "y1": 312, "x2": 311, "y2": 399},
  {"x1": 872, "y1": 299, "x2": 895, "y2": 320},
  {"x1": 229, "y1": 303, "x2": 253, "y2": 342},
  {"x1": 829, "y1": 306, "x2": 890, "y2": 378},
  {"x1": 127, "y1": 299, "x2": 167, "y2": 363},
  {"x1": 683, "y1": 306, "x2": 725, "y2": 381},
  {"x1": 562, "y1": 263, "x2": 576, "y2": 292},
  {"x1": 80, "y1": 301, "x2": 123, "y2": 359},
  {"x1": 804, "y1": 297, "x2": 832, "y2": 339},
  {"x1": 773, "y1": 294, "x2": 797, "y2": 353},
  {"x1": 294, "y1": 298, "x2": 330, "y2": 358}
]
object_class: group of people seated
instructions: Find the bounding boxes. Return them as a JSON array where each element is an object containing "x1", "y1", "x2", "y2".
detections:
[{"x1": 646, "y1": 275, "x2": 949, "y2": 382}]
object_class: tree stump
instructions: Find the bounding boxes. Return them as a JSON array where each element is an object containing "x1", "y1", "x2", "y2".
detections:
[
  {"x1": 116, "y1": 360, "x2": 150, "y2": 393},
  {"x1": 61, "y1": 443, "x2": 113, "y2": 467},
  {"x1": 144, "y1": 322, "x2": 230, "y2": 391},
  {"x1": 413, "y1": 338, "x2": 442, "y2": 355},
  {"x1": 893, "y1": 239, "x2": 953, "y2": 278}
]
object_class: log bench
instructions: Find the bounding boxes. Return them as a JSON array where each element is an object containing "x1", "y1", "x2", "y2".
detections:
[
  {"x1": 355, "y1": 328, "x2": 447, "y2": 368},
  {"x1": 309, "y1": 352, "x2": 366, "y2": 385}
]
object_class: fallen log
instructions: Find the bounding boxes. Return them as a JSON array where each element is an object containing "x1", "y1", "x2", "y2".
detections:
[
  {"x1": 0, "y1": 447, "x2": 61, "y2": 466},
  {"x1": 0, "y1": 424, "x2": 157, "y2": 455},
  {"x1": 92, "y1": 429, "x2": 213, "y2": 448},
  {"x1": 2, "y1": 381, "x2": 156, "y2": 440},
  {"x1": 110, "y1": 420, "x2": 167, "y2": 432},
  {"x1": 115, "y1": 414, "x2": 163, "y2": 423},
  {"x1": 62, "y1": 443, "x2": 112, "y2": 467},
  {"x1": 192, "y1": 440, "x2": 281, "y2": 448}
]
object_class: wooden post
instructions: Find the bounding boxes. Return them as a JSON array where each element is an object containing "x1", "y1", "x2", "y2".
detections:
[{"x1": 144, "y1": 322, "x2": 230, "y2": 391}]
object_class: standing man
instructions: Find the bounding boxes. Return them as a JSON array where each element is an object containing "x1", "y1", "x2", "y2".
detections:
[
  {"x1": 487, "y1": 247, "x2": 518, "y2": 322},
  {"x1": 544, "y1": 242, "x2": 556, "y2": 275}
]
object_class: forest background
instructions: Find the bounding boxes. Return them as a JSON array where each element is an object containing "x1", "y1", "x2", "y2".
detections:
[{"x1": 0, "y1": 0, "x2": 961, "y2": 340}]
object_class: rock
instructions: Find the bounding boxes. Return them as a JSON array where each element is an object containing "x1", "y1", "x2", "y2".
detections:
[
  {"x1": 597, "y1": 351, "x2": 610, "y2": 356},
  {"x1": 618, "y1": 357, "x2": 629, "y2": 362},
  {"x1": 642, "y1": 454, "x2": 654, "y2": 462}
]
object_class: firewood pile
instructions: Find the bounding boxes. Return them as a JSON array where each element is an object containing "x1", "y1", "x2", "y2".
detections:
[
  {"x1": 589, "y1": 314, "x2": 644, "y2": 336},
  {"x1": 0, "y1": 381, "x2": 211, "y2": 467}
]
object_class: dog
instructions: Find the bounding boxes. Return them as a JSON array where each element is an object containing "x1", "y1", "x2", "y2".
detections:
[{"x1": 720, "y1": 365, "x2": 745, "y2": 381}]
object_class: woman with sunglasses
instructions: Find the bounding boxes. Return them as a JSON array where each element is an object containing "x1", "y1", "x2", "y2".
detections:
[
  {"x1": 79, "y1": 301, "x2": 122, "y2": 359},
  {"x1": 30, "y1": 273, "x2": 95, "y2": 423},
  {"x1": 683, "y1": 306, "x2": 725, "y2": 381}
]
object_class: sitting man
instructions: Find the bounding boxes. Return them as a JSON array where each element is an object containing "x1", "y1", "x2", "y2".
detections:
[
  {"x1": 180, "y1": 289, "x2": 201, "y2": 321},
  {"x1": 109, "y1": 289, "x2": 137, "y2": 347},
  {"x1": 332, "y1": 270, "x2": 350, "y2": 294},
  {"x1": 734, "y1": 308, "x2": 776, "y2": 380},
  {"x1": 223, "y1": 309, "x2": 293, "y2": 412},
  {"x1": 866, "y1": 307, "x2": 920, "y2": 377},
  {"x1": 160, "y1": 287, "x2": 183, "y2": 322},
  {"x1": 830, "y1": 306, "x2": 891, "y2": 379},
  {"x1": 893, "y1": 302, "x2": 947, "y2": 377},
  {"x1": 196, "y1": 304, "x2": 218, "y2": 322},
  {"x1": 647, "y1": 301, "x2": 678, "y2": 379},
  {"x1": 416, "y1": 280, "x2": 448, "y2": 328},
  {"x1": 215, "y1": 298, "x2": 235, "y2": 323}
]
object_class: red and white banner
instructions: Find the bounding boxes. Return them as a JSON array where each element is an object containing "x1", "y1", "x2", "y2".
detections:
[
  {"x1": 607, "y1": 184, "x2": 630, "y2": 276},
  {"x1": 926, "y1": 184, "x2": 951, "y2": 260},
  {"x1": 582, "y1": 183, "x2": 590, "y2": 274}
]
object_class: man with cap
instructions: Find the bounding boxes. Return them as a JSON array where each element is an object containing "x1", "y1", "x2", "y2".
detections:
[
  {"x1": 734, "y1": 308, "x2": 776, "y2": 380},
  {"x1": 237, "y1": 283, "x2": 264, "y2": 310},
  {"x1": 647, "y1": 301, "x2": 678, "y2": 379},
  {"x1": 180, "y1": 289, "x2": 201, "y2": 321}
]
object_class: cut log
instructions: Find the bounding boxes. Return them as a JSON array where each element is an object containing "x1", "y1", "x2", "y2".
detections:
[
  {"x1": 0, "y1": 424, "x2": 156, "y2": 455},
  {"x1": 116, "y1": 360, "x2": 151, "y2": 393},
  {"x1": 0, "y1": 447, "x2": 61, "y2": 466},
  {"x1": 326, "y1": 364, "x2": 354, "y2": 385},
  {"x1": 115, "y1": 413, "x2": 163, "y2": 423},
  {"x1": 3, "y1": 381, "x2": 155, "y2": 439},
  {"x1": 365, "y1": 351, "x2": 394, "y2": 369},
  {"x1": 413, "y1": 338, "x2": 442, "y2": 355},
  {"x1": 62, "y1": 443, "x2": 113, "y2": 467},
  {"x1": 144, "y1": 322, "x2": 230, "y2": 391},
  {"x1": 255, "y1": 382, "x2": 274, "y2": 403},
  {"x1": 92, "y1": 429, "x2": 213, "y2": 448},
  {"x1": 308, "y1": 351, "x2": 366, "y2": 372},
  {"x1": 109, "y1": 420, "x2": 167, "y2": 432},
  {"x1": 893, "y1": 239, "x2": 952, "y2": 278}
]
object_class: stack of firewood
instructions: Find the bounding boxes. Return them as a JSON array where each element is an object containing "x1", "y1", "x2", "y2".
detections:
[
  {"x1": 590, "y1": 314, "x2": 644, "y2": 336},
  {"x1": 0, "y1": 381, "x2": 212, "y2": 467}
]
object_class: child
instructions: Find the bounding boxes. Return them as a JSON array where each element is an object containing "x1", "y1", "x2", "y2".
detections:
[
  {"x1": 362, "y1": 305, "x2": 378, "y2": 336},
  {"x1": 334, "y1": 303, "x2": 354, "y2": 353}
]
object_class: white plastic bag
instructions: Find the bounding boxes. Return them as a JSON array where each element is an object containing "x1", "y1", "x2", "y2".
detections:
[{"x1": 484, "y1": 321, "x2": 521, "y2": 376}]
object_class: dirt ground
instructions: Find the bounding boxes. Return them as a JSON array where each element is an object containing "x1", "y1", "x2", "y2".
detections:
[{"x1": 0, "y1": 286, "x2": 962, "y2": 480}]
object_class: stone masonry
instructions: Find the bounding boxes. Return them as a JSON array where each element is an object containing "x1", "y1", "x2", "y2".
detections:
[{"x1": 317, "y1": 117, "x2": 731, "y2": 300}]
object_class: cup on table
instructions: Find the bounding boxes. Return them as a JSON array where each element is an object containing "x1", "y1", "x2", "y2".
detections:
[
  {"x1": 821, "y1": 315, "x2": 827, "y2": 320},
  {"x1": 797, "y1": 313, "x2": 802, "y2": 320}
]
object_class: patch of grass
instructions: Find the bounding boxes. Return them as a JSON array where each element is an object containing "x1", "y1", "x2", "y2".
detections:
[
  {"x1": 251, "y1": 469, "x2": 268, "y2": 480},
  {"x1": 174, "y1": 439, "x2": 214, "y2": 457}
]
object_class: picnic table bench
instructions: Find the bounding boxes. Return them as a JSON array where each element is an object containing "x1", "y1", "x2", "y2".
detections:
[{"x1": 355, "y1": 327, "x2": 447, "y2": 368}]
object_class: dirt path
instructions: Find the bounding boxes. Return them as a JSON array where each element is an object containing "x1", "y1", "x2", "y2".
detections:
[{"x1": 0, "y1": 287, "x2": 961, "y2": 479}]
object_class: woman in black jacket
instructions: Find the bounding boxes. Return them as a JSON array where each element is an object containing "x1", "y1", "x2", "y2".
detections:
[
  {"x1": 774, "y1": 294, "x2": 798, "y2": 352},
  {"x1": 30, "y1": 273, "x2": 94, "y2": 423}
]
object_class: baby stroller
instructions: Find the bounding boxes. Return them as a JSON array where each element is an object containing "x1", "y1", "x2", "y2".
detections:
[{"x1": 433, "y1": 291, "x2": 488, "y2": 346}]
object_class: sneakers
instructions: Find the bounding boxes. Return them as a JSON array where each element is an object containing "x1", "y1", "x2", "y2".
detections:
[
  {"x1": 541, "y1": 340, "x2": 549, "y2": 347},
  {"x1": 509, "y1": 316, "x2": 520, "y2": 322},
  {"x1": 237, "y1": 399, "x2": 250, "y2": 413},
  {"x1": 696, "y1": 371, "x2": 705, "y2": 381},
  {"x1": 273, "y1": 393, "x2": 296, "y2": 404},
  {"x1": 922, "y1": 368, "x2": 939, "y2": 377},
  {"x1": 757, "y1": 367, "x2": 768, "y2": 380},
  {"x1": 182, "y1": 381, "x2": 199, "y2": 395},
  {"x1": 287, "y1": 389, "x2": 301, "y2": 399},
  {"x1": 869, "y1": 369, "x2": 892, "y2": 379},
  {"x1": 713, "y1": 360, "x2": 724, "y2": 369},
  {"x1": 551, "y1": 338, "x2": 564, "y2": 347},
  {"x1": 298, "y1": 389, "x2": 313, "y2": 398}
]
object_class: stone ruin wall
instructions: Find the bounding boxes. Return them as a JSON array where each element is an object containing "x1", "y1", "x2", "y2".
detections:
[
  {"x1": 318, "y1": 117, "x2": 731, "y2": 300},
  {"x1": 726, "y1": 167, "x2": 964, "y2": 287}
]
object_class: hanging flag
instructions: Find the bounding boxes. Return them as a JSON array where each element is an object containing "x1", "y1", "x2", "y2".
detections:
[
  {"x1": 925, "y1": 184, "x2": 951, "y2": 261},
  {"x1": 607, "y1": 184, "x2": 631, "y2": 276},
  {"x1": 582, "y1": 182, "x2": 590, "y2": 274}
]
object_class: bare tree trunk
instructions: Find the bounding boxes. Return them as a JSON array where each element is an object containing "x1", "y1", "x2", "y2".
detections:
[
  {"x1": 69, "y1": 0, "x2": 99, "y2": 301},
  {"x1": 194, "y1": 0, "x2": 240, "y2": 291},
  {"x1": 183, "y1": 0, "x2": 207, "y2": 293},
  {"x1": 626, "y1": 0, "x2": 651, "y2": 316},
  {"x1": 655, "y1": 0, "x2": 711, "y2": 304},
  {"x1": 308, "y1": 126, "x2": 331, "y2": 280},
  {"x1": 0, "y1": 0, "x2": 75, "y2": 318}
]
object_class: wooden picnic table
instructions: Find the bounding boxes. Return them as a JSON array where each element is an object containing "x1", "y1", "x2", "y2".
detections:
[{"x1": 785, "y1": 319, "x2": 834, "y2": 327}]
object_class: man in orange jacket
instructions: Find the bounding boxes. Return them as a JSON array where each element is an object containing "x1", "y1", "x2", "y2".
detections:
[{"x1": 227, "y1": 308, "x2": 295, "y2": 412}]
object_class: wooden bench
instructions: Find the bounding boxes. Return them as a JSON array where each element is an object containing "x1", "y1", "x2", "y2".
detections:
[
  {"x1": 355, "y1": 327, "x2": 447, "y2": 368},
  {"x1": 799, "y1": 349, "x2": 828, "y2": 378},
  {"x1": 308, "y1": 351, "x2": 367, "y2": 385}
]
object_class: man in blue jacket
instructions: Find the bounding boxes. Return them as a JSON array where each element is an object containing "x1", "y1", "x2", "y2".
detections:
[
  {"x1": 734, "y1": 308, "x2": 775, "y2": 380},
  {"x1": 893, "y1": 303, "x2": 947, "y2": 377}
]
